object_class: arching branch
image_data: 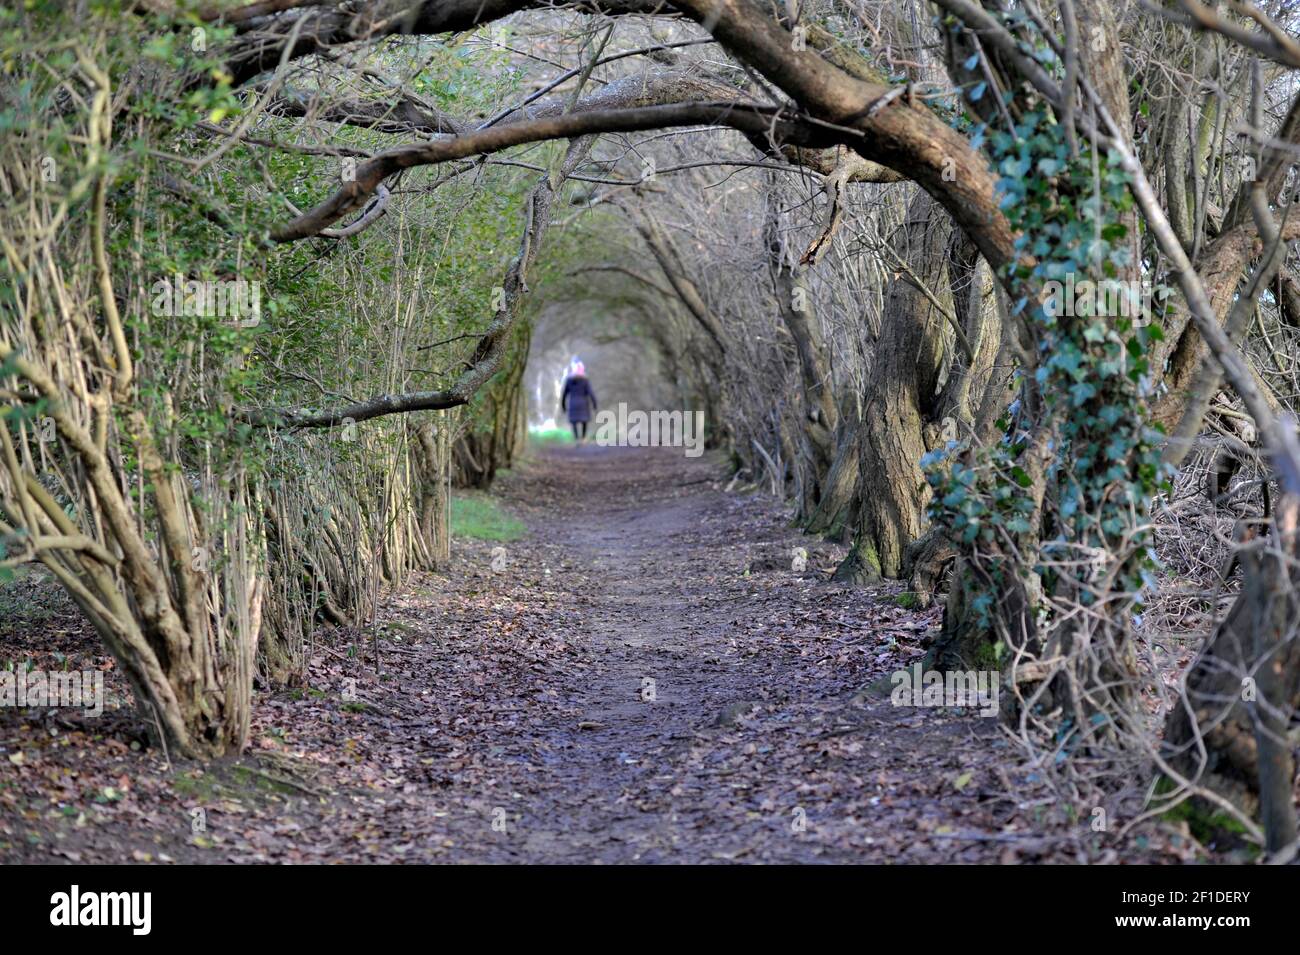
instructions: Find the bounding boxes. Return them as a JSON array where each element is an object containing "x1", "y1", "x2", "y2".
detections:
[
  {"x1": 267, "y1": 101, "x2": 836, "y2": 242},
  {"x1": 214, "y1": 0, "x2": 672, "y2": 88},
  {"x1": 250, "y1": 136, "x2": 595, "y2": 428}
]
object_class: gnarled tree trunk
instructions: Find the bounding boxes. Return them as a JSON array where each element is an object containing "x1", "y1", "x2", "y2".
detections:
[
  {"x1": 837, "y1": 192, "x2": 953, "y2": 583},
  {"x1": 1163, "y1": 500, "x2": 1300, "y2": 851}
]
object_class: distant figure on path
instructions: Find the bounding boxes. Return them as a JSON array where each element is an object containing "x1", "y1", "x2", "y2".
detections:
[{"x1": 561, "y1": 361, "x2": 597, "y2": 444}]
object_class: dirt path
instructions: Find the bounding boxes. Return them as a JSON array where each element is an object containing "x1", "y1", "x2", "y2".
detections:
[
  {"x1": 295, "y1": 444, "x2": 1055, "y2": 862},
  {"x1": 4, "y1": 443, "x2": 1189, "y2": 864}
]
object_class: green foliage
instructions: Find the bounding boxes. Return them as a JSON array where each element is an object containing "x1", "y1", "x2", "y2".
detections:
[
  {"x1": 11, "y1": 3, "x2": 548, "y2": 480},
  {"x1": 925, "y1": 110, "x2": 1171, "y2": 625},
  {"x1": 450, "y1": 492, "x2": 526, "y2": 542},
  {"x1": 1154, "y1": 777, "x2": 1256, "y2": 849},
  {"x1": 529, "y1": 426, "x2": 574, "y2": 445}
]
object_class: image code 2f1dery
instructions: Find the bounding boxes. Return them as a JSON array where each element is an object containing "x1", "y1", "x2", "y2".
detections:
[{"x1": 1122, "y1": 892, "x2": 1252, "y2": 905}]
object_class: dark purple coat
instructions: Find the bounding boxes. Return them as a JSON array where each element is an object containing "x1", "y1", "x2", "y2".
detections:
[{"x1": 561, "y1": 375, "x2": 597, "y2": 423}]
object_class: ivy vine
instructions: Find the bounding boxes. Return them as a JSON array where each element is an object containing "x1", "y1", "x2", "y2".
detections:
[{"x1": 924, "y1": 109, "x2": 1172, "y2": 628}]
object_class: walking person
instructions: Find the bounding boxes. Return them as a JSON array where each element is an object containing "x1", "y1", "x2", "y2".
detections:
[{"x1": 561, "y1": 361, "x2": 597, "y2": 444}]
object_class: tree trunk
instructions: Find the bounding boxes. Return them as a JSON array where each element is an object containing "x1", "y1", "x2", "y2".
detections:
[
  {"x1": 838, "y1": 192, "x2": 952, "y2": 582},
  {"x1": 765, "y1": 195, "x2": 837, "y2": 521},
  {"x1": 416, "y1": 415, "x2": 451, "y2": 569},
  {"x1": 805, "y1": 418, "x2": 860, "y2": 540},
  {"x1": 1162, "y1": 500, "x2": 1300, "y2": 850}
]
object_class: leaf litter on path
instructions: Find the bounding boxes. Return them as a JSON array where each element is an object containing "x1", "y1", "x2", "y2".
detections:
[{"x1": 1, "y1": 445, "x2": 1197, "y2": 863}]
